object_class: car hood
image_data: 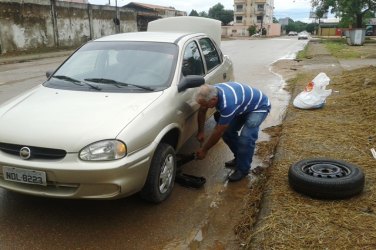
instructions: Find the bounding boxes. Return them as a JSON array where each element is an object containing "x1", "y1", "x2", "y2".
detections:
[{"x1": 0, "y1": 86, "x2": 163, "y2": 151}]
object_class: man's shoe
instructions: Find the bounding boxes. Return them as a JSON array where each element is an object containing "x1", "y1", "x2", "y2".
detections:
[
  {"x1": 225, "y1": 158, "x2": 237, "y2": 168},
  {"x1": 228, "y1": 170, "x2": 247, "y2": 182}
]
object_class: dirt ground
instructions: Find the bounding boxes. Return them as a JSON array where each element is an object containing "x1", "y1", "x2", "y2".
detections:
[{"x1": 234, "y1": 39, "x2": 376, "y2": 249}]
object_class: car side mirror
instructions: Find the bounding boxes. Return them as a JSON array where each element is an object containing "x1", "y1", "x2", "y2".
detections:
[
  {"x1": 178, "y1": 75, "x2": 205, "y2": 93},
  {"x1": 46, "y1": 70, "x2": 54, "y2": 78}
]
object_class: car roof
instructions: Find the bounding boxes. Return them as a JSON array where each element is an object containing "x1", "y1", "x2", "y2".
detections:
[{"x1": 94, "y1": 31, "x2": 200, "y2": 44}]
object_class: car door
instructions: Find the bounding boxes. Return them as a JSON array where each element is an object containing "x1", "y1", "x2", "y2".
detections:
[
  {"x1": 198, "y1": 37, "x2": 233, "y2": 120},
  {"x1": 176, "y1": 37, "x2": 233, "y2": 148},
  {"x1": 177, "y1": 39, "x2": 206, "y2": 146}
]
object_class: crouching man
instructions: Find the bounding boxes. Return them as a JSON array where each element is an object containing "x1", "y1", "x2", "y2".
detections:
[{"x1": 195, "y1": 82, "x2": 271, "y2": 182}]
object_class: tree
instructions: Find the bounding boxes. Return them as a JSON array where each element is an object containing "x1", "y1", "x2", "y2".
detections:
[
  {"x1": 247, "y1": 25, "x2": 257, "y2": 36},
  {"x1": 315, "y1": 5, "x2": 327, "y2": 22},
  {"x1": 199, "y1": 11, "x2": 208, "y2": 18},
  {"x1": 306, "y1": 23, "x2": 318, "y2": 34},
  {"x1": 208, "y1": 3, "x2": 225, "y2": 19},
  {"x1": 222, "y1": 10, "x2": 234, "y2": 25},
  {"x1": 189, "y1": 10, "x2": 199, "y2": 16},
  {"x1": 311, "y1": 0, "x2": 376, "y2": 28},
  {"x1": 208, "y1": 3, "x2": 234, "y2": 25}
]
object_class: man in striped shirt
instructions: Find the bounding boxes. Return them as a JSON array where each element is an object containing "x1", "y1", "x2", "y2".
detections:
[{"x1": 195, "y1": 82, "x2": 271, "y2": 182}]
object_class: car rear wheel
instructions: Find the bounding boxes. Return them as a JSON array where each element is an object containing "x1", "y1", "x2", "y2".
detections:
[
  {"x1": 288, "y1": 158, "x2": 365, "y2": 199},
  {"x1": 140, "y1": 143, "x2": 176, "y2": 203}
]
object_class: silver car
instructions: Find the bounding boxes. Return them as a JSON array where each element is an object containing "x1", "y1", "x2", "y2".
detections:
[
  {"x1": 298, "y1": 31, "x2": 309, "y2": 40},
  {"x1": 0, "y1": 17, "x2": 234, "y2": 202}
]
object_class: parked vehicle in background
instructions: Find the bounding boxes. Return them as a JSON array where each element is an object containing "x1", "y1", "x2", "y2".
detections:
[
  {"x1": 288, "y1": 31, "x2": 298, "y2": 36},
  {"x1": 0, "y1": 17, "x2": 234, "y2": 203},
  {"x1": 298, "y1": 31, "x2": 309, "y2": 40},
  {"x1": 366, "y1": 26, "x2": 374, "y2": 36}
]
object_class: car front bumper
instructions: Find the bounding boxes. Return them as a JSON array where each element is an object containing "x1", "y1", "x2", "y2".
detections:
[{"x1": 0, "y1": 143, "x2": 156, "y2": 199}]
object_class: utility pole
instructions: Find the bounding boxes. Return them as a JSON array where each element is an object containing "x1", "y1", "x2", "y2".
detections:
[{"x1": 115, "y1": 0, "x2": 120, "y2": 33}]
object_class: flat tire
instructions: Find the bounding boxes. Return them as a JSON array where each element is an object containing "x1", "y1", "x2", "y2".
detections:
[{"x1": 288, "y1": 158, "x2": 365, "y2": 199}]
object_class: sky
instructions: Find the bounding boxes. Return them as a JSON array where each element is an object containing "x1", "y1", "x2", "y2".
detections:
[{"x1": 89, "y1": 0, "x2": 316, "y2": 22}]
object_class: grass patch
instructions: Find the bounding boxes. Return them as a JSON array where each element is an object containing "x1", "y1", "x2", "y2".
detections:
[
  {"x1": 247, "y1": 65, "x2": 376, "y2": 249},
  {"x1": 322, "y1": 38, "x2": 362, "y2": 59},
  {"x1": 296, "y1": 45, "x2": 309, "y2": 59}
]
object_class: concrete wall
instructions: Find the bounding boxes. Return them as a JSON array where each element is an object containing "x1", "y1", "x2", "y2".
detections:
[
  {"x1": 0, "y1": 0, "x2": 137, "y2": 54},
  {"x1": 269, "y1": 23, "x2": 281, "y2": 36},
  {"x1": 222, "y1": 23, "x2": 281, "y2": 37},
  {"x1": 318, "y1": 27, "x2": 338, "y2": 36}
]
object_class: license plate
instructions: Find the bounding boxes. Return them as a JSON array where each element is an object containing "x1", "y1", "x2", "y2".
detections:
[{"x1": 3, "y1": 166, "x2": 47, "y2": 186}]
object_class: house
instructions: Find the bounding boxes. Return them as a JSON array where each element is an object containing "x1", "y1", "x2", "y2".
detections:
[{"x1": 123, "y1": 2, "x2": 187, "y2": 31}]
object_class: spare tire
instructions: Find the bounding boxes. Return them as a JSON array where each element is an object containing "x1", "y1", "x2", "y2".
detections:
[{"x1": 288, "y1": 158, "x2": 365, "y2": 199}]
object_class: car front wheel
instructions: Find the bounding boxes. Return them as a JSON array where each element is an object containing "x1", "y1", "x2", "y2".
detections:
[{"x1": 140, "y1": 143, "x2": 176, "y2": 203}]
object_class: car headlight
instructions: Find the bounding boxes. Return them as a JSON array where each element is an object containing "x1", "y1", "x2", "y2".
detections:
[{"x1": 79, "y1": 140, "x2": 127, "y2": 161}]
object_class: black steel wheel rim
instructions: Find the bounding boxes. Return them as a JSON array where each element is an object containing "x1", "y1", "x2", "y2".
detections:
[{"x1": 302, "y1": 162, "x2": 351, "y2": 178}]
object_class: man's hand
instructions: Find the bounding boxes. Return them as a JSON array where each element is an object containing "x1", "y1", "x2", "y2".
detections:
[
  {"x1": 195, "y1": 124, "x2": 228, "y2": 160},
  {"x1": 196, "y1": 148, "x2": 207, "y2": 160},
  {"x1": 196, "y1": 131, "x2": 205, "y2": 145}
]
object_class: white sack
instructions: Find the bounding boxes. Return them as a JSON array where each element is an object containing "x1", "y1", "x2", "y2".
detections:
[{"x1": 293, "y1": 72, "x2": 332, "y2": 109}]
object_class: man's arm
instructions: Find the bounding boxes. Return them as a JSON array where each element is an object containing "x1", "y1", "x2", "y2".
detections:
[
  {"x1": 196, "y1": 106, "x2": 207, "y2": 143},
  {"x1": 196, "y1": 124, "x2": 228, "y2": 159}
]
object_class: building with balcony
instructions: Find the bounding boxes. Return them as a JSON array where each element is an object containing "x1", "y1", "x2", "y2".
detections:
[{"x1": 230, "y1": 0, "x2": 276, "y2": 36}]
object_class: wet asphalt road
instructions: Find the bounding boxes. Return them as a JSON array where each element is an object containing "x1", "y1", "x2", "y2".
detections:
[{"x1": 0, "y1": 37, "x2": 307, "y2": 249}]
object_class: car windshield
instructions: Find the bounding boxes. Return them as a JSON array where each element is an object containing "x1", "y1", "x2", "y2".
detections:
[{"x1": 44, "y1": 41, "x2": 178, "y2": 92}]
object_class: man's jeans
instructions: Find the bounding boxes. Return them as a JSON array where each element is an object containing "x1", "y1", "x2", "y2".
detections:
[{"x1": 222, "y1": 111, "x2": 269, "y2": 175}]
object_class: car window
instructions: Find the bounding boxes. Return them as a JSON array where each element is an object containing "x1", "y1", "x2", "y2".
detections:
[
  {"x1": 182, "y1": 41, "x2": 204, "y2": 76},
  {"x1": 198, "y1": 38, "x2": 221, "y2": 72},
  {"x1": 45, "y1": 41, "x2": 178, "y2": 92}
]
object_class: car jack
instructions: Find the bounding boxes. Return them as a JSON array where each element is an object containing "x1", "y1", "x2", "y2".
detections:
[{"x1": 175, "y1": 153, "x2": 206, "y2": 188}]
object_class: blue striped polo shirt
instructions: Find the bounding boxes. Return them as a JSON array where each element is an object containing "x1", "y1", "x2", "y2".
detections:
[{"x1": 215, "y1": 82, "x2": 271, "y2": 125}]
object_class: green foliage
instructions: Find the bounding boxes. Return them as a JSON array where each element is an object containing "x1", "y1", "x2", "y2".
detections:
[
  {"x1": 208, "y1": 3, "x2": 234, "y2": 25},
  {"x1": 296, "y1": 45, "x2": 309, "y2": 59},
  {"x1": 285, "y1": 21, "x2": 309, "y2": 33},
  {"x1": 208, "y1": 3, "x2": 225, "y2": 17},
  {"x1": 279, "y1": 18, "x2": 313, "y2": 34},
  {"x1": 189, "y1": 10, "x2": 199, "y2": 16},
  {"x1": 306, "y1": 23, "x2": 318, "y2": 33},
  {"x1": 322, "y1": 39, "x2": 361, "y2": 58},
  {"x1": 247, "y1": 25, "x2": 257, "y2": 36},
  {"x1": 199, "y1": 11, "x2": 208, "y2": 18},
  {"x1": 315, "y1": 6, "x2": 327, "y2": 19},
  {"x1": 311, "y1": 0, "x2": 376, "y2": 28}
]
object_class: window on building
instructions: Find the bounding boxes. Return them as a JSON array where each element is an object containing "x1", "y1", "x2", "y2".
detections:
[
  {"x1": 257, "y1": 4, "x2": 264, "y2": 11},
  {"x1": 236, "y1": 16, "x2": 243, "y2": 23},
  {"x1": 236, "y1": 4, "x2": 243, "y2": 12},
  {"x1": 257, "y1": 16, "x2": 263, "y2": 23}
]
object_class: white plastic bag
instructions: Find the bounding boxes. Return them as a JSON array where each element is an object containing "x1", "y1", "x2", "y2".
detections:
[{"x1": 293, "y1": 72, "x2": 332, "y2": 109}]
